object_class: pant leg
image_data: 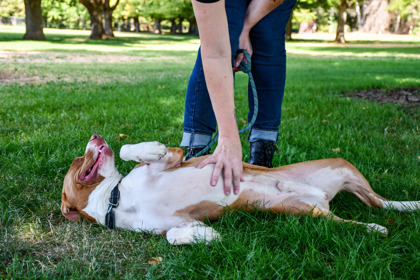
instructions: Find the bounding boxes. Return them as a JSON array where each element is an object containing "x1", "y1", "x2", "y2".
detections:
[
  {"x1": 247, "y1": 0, "x2": 297, "y2": 143},
  {"x1": 181, "y1": 0, "x2": 248, "y2": 147}
]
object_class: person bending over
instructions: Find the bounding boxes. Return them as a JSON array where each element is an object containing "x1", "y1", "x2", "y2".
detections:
[{"x1": 185, "y1": 0, "x2": 296, "y2": 196}]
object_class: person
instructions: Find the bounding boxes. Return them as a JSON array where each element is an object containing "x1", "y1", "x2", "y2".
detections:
[{"x1": 184, "y1": 0, "x2": 296, "y2": 196}]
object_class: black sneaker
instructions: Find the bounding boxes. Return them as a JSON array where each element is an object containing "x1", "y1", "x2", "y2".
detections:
[
  {"x1": 249, "y1": 140, "x2": 280, "y2": 168},
  {"x1": 184, "y1": 147, "x2": 210, "y2": 161}
]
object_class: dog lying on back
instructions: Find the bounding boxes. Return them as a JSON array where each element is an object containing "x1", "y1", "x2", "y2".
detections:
[{"x1": 61, "y1": 134, "x2": 419, "y2": 245}]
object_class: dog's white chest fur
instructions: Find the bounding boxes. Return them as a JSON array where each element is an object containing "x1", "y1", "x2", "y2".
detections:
[{"x1": 114, "y1": 164, "x2": 238, "y2": 233}]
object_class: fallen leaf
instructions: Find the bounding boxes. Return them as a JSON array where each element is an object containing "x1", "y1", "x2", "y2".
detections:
[
  {"x1": 118, "y1": 133, "x2": 128, "y2": 141},
  {"x1": 148, "y1": 257, "x2": 163, "y2": 265},
  {"x1": 322, "y1": 120, "x2": 329, "y2": 123},
  {"x1": 332, "y1": 148, "x2": 341, "y2": 153},
  {"x1": 386, "y1": 219, "x2": 396, "y2": 225}
]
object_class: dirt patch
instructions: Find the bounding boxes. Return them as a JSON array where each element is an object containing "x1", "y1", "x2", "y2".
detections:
[
  {"x1": 0, "y1": 70, "x2": 75, "y2": 85},
  {"x1": 0, "y1": 50, "x2": 177, "y2": 64},
  {"x1": 0, "y1": 70, "x2": 43, "y2": 85},
  {"x1": 344, "y1": 87, "x2": 420, "y2": 108}
]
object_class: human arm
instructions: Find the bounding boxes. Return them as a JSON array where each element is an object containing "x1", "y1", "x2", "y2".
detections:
[
  {"x1": 191, "y1": 0, "x2": 243, "y2": 196},
  {"x1": 234, "y1": 0, "x2": 286, "y2": 70}
]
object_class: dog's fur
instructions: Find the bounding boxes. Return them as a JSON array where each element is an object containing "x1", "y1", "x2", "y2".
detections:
[{"x1": 61, "y1": 135, "x2": 419, "y2": 245}]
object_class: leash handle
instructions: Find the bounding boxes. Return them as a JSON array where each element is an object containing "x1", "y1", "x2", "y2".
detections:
[{"x1": 193, "y1": 49, "x2": 258, "y2": 158}]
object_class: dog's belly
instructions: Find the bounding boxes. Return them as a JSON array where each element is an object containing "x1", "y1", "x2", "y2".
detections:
[{"x1": 115, "y1": 165, "x2": 330, "y2": 231}]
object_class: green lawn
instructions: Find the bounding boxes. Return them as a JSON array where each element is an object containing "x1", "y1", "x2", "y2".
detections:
[{"x1": 1, "y1": 27, "x2": 419, "y2": 279}]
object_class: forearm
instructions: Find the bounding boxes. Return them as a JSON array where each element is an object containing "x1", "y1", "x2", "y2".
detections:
[
  {"x1": 242, "y1": 0, "x2": 285, "y2": 33},
  {"x1": 192, "y1": 0, "x2": 239, "y2": 140}
]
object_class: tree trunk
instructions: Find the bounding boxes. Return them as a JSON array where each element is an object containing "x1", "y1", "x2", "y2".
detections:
[
  {"x1": 188, "y1": 17, "x2": 198, "y2": 35},
  {"x1": 133, "y1": 16, "x2": 140, "y2": 32},
  {"x1": 285, "y1": 9, "x2": 293, "y2": 41},
  {"x1": 154, "y1": 18, "x2": 161, "y2": 34},
  {"x1": 103, "y1": 9, "x2": 114, "y2": 37},
  {"x1": 177, "y1": 18, "x2": 183, "y2": 34},
  {"x1": 170, "y1": 19, "x2": 176, "y2": 34},
  {"x1": 90, "y1": 8, "x2": 105, "y2": 38},
  {"x1": 359, "y1": 0, "x2": 390, "y2": 33},
  {"x1": 355, "y1": 0, "x2": 362, "y2": 30},
  {"x1": 394, "y1": 12, "x2": 400, "y2": 33},
  {"x1": 335, "y1": 0, "x2": 348, "y2": 43},
  {"x1": 103, "y1": 0, "x2": 119, "y2": 37},
  {"x1": 23, "y1": 0, "x2": 46, "y2": 40},
  {"x1": 80, "y1": 0, "x2": 106, "y2": 39}
]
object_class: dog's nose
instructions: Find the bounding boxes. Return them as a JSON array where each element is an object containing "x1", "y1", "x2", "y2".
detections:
[{"x1": 90, "y1": 134, "x2": 103, "y2": 141}]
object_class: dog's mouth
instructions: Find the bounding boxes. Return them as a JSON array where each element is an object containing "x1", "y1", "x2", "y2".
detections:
[{"x1": 80, "y1": 145, "x2": 106, "y2": 182}]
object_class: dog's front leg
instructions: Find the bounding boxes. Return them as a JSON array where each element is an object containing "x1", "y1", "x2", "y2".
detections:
[
  {"x1": 120, "y1": 142, "x2": 168, "y2": 164},
  {"x1": 166, "y1": 221, "x2": 221, "y2": 245}
]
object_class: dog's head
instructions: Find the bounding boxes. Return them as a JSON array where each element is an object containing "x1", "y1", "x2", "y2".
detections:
[{"x1": 61, "y1": 134, "x2": 117, "y2": 222}]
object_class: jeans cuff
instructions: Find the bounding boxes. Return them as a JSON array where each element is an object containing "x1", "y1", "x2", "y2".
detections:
[
  {"x1": 180, "y1": 132, "x2": 212, "y2": 147},
  {"x1": 248, "y1": 129, "x2": 278, "y2": 143}
]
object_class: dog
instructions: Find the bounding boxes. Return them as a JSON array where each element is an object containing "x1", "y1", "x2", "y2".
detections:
[{"x1": 61, "y1": 134, "x2": 419, "y2": 245}]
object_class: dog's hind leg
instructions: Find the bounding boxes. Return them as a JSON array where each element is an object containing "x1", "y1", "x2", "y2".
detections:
[
  {"x1": 341, "y1": 168, "x2": 420, "y2": 212},
  {"x1": 284, "y1": 204, "x2": 389, "y2": 236},
  {"x1": 166, "y1": 221, "x2": 221, "y2": 245},
  {"x1": 323, "y1": 209, "x2": 389, "y2": 236}
]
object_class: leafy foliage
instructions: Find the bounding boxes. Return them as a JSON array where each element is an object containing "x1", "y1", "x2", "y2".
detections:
[
  {"x1": 0, "y1": 0, "x2": 24, "y2": 17},
  {"x1": 41, "y1": 0, "x2": 89, "y2": 29},
  {"x1": 0, "y1": 28, "x2": 419, "y2": 278}
]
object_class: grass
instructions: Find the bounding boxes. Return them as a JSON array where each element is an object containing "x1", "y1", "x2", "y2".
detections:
[{"x1": 1, "y1": 27, "x2": 419, "y2": 279}]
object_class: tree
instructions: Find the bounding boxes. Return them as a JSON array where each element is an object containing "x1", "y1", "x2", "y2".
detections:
[
  {"x1": 359, "y1": 0, "x2": 390, "y2": 34},
  {"x1": 389, "y1": 0, "x2": 420, "y2": 34},
  {"x1": 23, "y1": 0, "x2": 46, "y2": 40},
  {"x1": 41, "y1": 0, "x2": 89, "y2": 29},
  {"x1": 290, "y1": 0, "x2": 329, "y2": 40},
  {"x1": 79, "y1": 0, "x2": 106, "y2": 39},
  {"x1": 335, "y1": 0, "x2": 348, "y2": 42},
  {"x1": 114, "y1": 0, "x2": 143, "y2": 32},
  {"x1": 142, "y1": 0, "x2": 193, "y2": 34},
  {"x1": 104, "y1": 0, "x2": 120, "y2": 37},
  {"x1": 0, "y1": 0, "x2": 25, "y2": 18}
]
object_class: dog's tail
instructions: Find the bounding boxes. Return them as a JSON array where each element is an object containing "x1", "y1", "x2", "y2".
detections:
[{"x1": 342, "y1": 161, "x2": 419, "y2": 212}]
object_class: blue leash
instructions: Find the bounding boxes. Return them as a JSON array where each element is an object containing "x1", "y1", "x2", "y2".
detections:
[{"x1": 193, "y1": 49, "x2": 258, "y2": 158}]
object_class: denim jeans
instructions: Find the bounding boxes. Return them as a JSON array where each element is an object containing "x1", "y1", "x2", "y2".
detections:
[{"x1": 181, "y1": 0, "x2": 297, "y2": 148}]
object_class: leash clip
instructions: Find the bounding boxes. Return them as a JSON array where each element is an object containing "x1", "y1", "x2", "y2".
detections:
[{"x1": 108, "y1": 201, "x2": 119, "y2": 208}]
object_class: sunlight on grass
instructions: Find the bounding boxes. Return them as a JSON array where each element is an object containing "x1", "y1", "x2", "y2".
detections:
[
  {"x1": 0, "y1": 27, "x2": 419, "y2": 279},
  {"x1": 287, "y1": 44, "x2": 420, "y2": 58},
  {"x1": 0, "y1": 26, "x2": 200, "y2": 54}
]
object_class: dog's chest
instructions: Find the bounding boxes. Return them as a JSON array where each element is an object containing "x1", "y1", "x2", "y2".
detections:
[{"x1": 114, "y1": 166, "x2": 233, "y2": 231}]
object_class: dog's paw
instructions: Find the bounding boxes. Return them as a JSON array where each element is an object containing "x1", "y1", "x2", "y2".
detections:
[
  {"x1": 120, "y1": 142, "x2": 167, "y2": 163},
  {"x1": 365, "y1": 223, "x2": 388, "y2": 236},
  {"x1": 140, "y1": 142, "x2": 168, "y2": 162},
  {"x1": 166, "y1": 222, "x2": 221, "y2": 245}
]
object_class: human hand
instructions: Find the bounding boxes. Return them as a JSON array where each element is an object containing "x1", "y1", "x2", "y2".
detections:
[
  {"x1": 233, "y1": 30, "x2": 253, "y2": 73},
  {"x1": 197, "y1": 137, "x2": 243, "y2": 196}
]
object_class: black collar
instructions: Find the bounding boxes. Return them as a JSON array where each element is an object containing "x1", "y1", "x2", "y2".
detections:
[{"x1": 105, "y1": 181, "x2": 121, "y2": 229}]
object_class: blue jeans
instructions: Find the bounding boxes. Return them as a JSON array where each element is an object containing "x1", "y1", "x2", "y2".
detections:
[{"x1": 181, "y1": 0, "x2": 296, "y2": 147}]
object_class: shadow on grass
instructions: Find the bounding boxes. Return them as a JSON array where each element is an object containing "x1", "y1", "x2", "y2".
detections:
[
  {"x1": 289, "y1": 45, "x2": 420, "y2": 56},
  {"x1": 289, "y1": 38, "x2": 420, "y2": 45},
  {"x1": 0, "y1": 30, "x2": 198, "y2": 46}
]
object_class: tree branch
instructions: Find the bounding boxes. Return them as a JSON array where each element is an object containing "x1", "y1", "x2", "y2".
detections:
[
  {"x1": 79, "y1": 0, "x2": 93, "y2": 12},
  {"x1": 110, "y1": 0, "x2": 120, "y2": 12}
]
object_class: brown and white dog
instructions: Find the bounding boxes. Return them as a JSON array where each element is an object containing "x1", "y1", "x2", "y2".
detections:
[{"x1": 62, "y1": 134, "x2": 419, "y2": 245}]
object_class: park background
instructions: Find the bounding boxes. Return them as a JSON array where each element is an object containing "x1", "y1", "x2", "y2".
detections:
[{"x1": 1, "y1": 0, "x2": 419, "y2": 279}]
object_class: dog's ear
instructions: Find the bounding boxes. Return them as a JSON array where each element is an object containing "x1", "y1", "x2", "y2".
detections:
[{"x1": 61, "y1": 193, "x2": 80, "y2": 222}]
